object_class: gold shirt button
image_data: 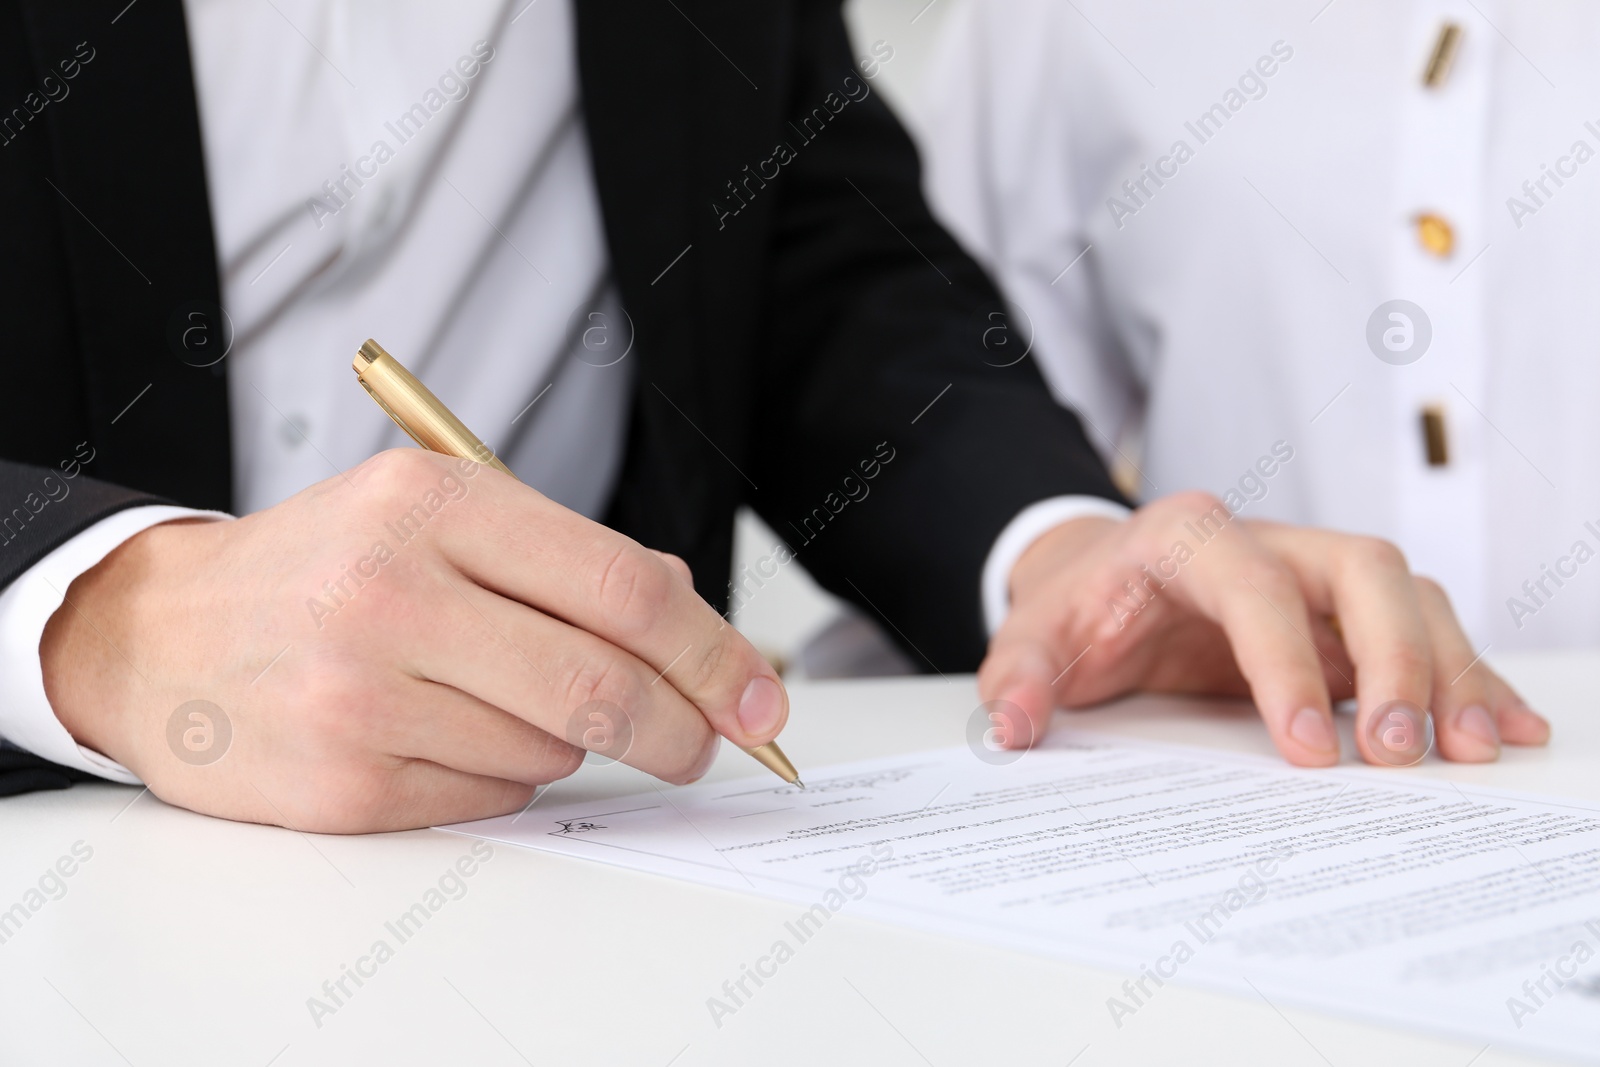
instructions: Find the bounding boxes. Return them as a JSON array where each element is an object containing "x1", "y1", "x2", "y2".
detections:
[
  {"x1": 1421, "y1": 404, "x2": 1449, "y2": 466},
  {"x1": 1423, "y1": 23, "x2": 1464, "y2": 89},
  {"x1": 1416, "y1": 213, "x2": 1455, "y2": 257}
]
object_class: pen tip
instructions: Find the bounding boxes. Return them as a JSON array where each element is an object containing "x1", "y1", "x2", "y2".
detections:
[{"x1": 794, "y1": 780, "x2": 805, "y2": 790}]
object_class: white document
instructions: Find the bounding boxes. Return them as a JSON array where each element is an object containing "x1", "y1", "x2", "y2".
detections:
[{"x1": 444, "y1": 732, "x2": 1600, "y2": 1060}]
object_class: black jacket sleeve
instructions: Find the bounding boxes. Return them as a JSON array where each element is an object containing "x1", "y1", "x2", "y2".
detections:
[
  {"x1": 745, "y1": 2, "x2": 1126, "y2": 670},
  {"x1": 0, "y1": 462, "x2": 165, "y2": 796},
  {"x1": 0, "y1": 460, "x2": 169, "y2": 590},
  {"x1": 0, "y1": 742, "x2": 101, "y2": 796}
]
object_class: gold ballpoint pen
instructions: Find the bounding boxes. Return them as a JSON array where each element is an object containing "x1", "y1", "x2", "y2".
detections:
[{"x1": 352, "y1": 339, "x2": 804, "y2": 789}]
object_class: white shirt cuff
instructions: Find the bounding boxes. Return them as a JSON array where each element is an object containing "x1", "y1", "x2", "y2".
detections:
[
  {"x1": 981, "y1": 496, "x2": 1132, "y2": 635},
  {"x1": 0, "y1": 504, "x2": 231, "y2": 783}
]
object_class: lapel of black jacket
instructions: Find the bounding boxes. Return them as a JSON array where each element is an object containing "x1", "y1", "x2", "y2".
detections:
[
  {"x1": 572, "y1": 0, "x2": 706, "y2": 551},
  {"x1": 574, "y1": 1, "x2": 785, "y2": 561},
  {"x1": 16, "y1": 0, "x2": 231, "y2": 510}
]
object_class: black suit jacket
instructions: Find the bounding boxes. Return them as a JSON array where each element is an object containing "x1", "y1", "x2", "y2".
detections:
[{"x1": 0, "y1": 0, "x2": 1123, "y2": 794}]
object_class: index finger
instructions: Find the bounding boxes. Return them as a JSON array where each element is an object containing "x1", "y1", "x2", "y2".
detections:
[{"x1": 1170, "y1": 518, "x2": 1343, "y2": 766}]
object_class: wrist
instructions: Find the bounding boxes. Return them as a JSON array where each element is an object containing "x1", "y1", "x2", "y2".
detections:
[{"x1": 41, "y1": 519, "x2": 210, "y2": 762}]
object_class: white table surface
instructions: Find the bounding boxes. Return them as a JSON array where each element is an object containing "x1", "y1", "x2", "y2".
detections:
[{"x1": 2, "y1": 649, "x2": 1596, "y2": 1067}]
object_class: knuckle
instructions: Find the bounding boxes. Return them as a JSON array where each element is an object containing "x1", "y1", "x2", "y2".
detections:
[
  {"x1": 1239, "y1": 557, "x2": 1298, "y2": 602},
  {"x1": 1345, "y1": 535, "x2": 1409, "y2": 575},
  {"x1": 532, "y1": 733, "x2": 586, "y2": 782},
  {"x1": 334, "y1": 567, "x2": 404, "y2": 622},
  {"x1": 485, "y1": 781, "x2": 540, "y2": 821},
  {"x1": 557, "y1": 653, "x2": 644, "y2": 720},
  {"x1": 284, "y1": 666, "x2": 379, "y2": 747},
  {"x1": 1159, "y1": 490, "x2": 1232, "y2": 525},
  {"x1": 667, "y1": 733, "x2": 717, "y2": 784},
  {"x1": 551, "y1": 743, "x2": 586, "y2": 780},
  {"x1": 352, "y1": 450, "x2": 462, "y2": 534},
  {"x1": 1388, "y1": 641, "x2": 1434, "y2": 683},
  {"x1": 672, "y1": 558, "x2": 697, "y2": 587},
  {"x1": 364, "y1": 450, "x2": 469, "y2": 540},
  {"x1": 594, "y1": 543, "x2": 675, "y2": 636},
  {"x1": 1412, "y1": 574, "x2": 1451, "y2": 608},
  {"x1": 684, "y1": 632, "x2": 740, "y2": 702},
  {"x1": 357, "y1": 447, "x2": 442, "y2": 498}
]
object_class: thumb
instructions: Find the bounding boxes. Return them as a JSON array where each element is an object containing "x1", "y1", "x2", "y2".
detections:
[
  {"x1": 649, "y1": 550, "x2": 695, "y2": 588},
  {"x1": 976, "y1": 633, "x2": 1061, "y2": 749}
]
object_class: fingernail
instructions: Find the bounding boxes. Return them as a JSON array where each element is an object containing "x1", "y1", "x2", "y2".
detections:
[
  {"x1": 738, "y1": 676, "x2": 785, "y2": 739},
  {"x1": 1456, "y1": 704, "x2": 1500, "y2": 749},
  {"x1": 1289, "y1": 706, "x2": 1337, "y2": 753}
]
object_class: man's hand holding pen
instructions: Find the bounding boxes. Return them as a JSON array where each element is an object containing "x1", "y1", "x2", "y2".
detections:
[{"x1": 41, "y1": 448, "x2": 789, "y2": 832}]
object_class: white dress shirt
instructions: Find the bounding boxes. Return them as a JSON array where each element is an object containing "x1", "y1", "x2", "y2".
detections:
[
  {"x1": 0, "y1": 0, "x2": 1108, "y2": 780},
  {"x1": 921, "y1": 0, "x2": 1600, "y2": 651}
]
